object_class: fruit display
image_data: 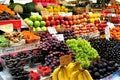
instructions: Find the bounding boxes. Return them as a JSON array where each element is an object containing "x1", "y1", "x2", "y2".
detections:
[
  {"x1": 38, "y1": 35, "x2": 74, "y2": 69},
  {"x1": 89, "y1": 38, "x2": 120, "y2": 63},
  {"x1": 21, "y1": 31, "x2": 40, "y2": 43},
  {"x1": 52, "y1": 63, "x2": 93, "y2": 80},
  {"x1": 110, "y1": 16, "x2": 120, "y2": 24},
  {"x1": 0, "y1": 4, "x2": 15, "y2": 16},
  {"x1": 88, "y1": 58, "x2": 119, "y2": 79},
  {"x1": 24, "y1": 15, "x2": 47, "y2": 31},
  {"x1": 45, "y1": 5, "x2": 68, "y2": 15},
  {"x1": 66, "y1": 38, "x2": 99, "y2": 68},
  {"x1": 4, "y1": 32, "x2": 25, "y2": 46},
  {"x1": 58, "y1": 30, "x2": 77, "y2": 41},
  {"x1": 37, "y1": 66, "x2": 52, "y2": 76},
  {"x1": 106, "y1": 3, "x2": 120, "y2": 14},
  {"x1": 72, "y1": 23, "x2": 98, "y2": 37},
  {"x1": 0, "y1": 35, "x2": 8, "y2": 48},
  {"x1": 95, "y1": 20, "x2": 107, "y2": 32}
]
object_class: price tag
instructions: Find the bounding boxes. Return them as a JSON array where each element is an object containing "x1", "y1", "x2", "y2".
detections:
[
  {"x1": 107, "y1": 22, "x2": 114, "y2": 29},
  {"x1": 14, "y1": 0, "x2": 32, "y2": 4},
  {"x1": 0, "y1": 24, "x2": 13, "y2": 33},
  {"x1": 31, "y1": 12, "x2": 39, "y2": 16},
  {"x1": 52, "y1": 34, "x2": 64, "y2": 41},
  {"x1": 60, "y1": 55, "x2": 72, "y2": 65},
  {"x1": 48, "y1": 27, "x2": 57, "y2": 34},
  {"x1": 105, "y1": 26, "x2": 110, "y2": 40},
  {"x1": 92, "y1": 0, "x2": 97, "y2": 3}
]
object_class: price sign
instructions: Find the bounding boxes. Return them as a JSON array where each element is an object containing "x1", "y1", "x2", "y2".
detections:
[
  {"x1": 60, "y1": 55, "x2": 72, "y2": 65},
  {"x1": 52, "y1": 34, "x2": 64, "y2": 41},
  {"x1": 48, "y1": 27, "x2": 57, "y2": 34},
  {"x1": 13, "y1": 0, "x2": 32, "y2": 4},
  {"x1": 105, "y1": 26, "x2": 110, "y2": 40},
  {"x1": 107, "y1": 22, "x2": 114, "y2": 29},
  {"x1": 31, "y1": 12, "x2": 39, "y2": 16},
  {"x1": 92, "y1": 0, "x2": 97, "y2": 3},
  {"x1": 0, "y1": 24, "x2": 13, "y2": 33}
]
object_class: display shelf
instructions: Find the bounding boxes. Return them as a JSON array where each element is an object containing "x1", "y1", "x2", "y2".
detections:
[{"x1": 0, "y1": 41, "x2": 40, "y2": 55}]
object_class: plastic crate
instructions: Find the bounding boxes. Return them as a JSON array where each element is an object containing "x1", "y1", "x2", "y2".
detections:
[{"x1": 0, "y1": 20, "x2": 21, "y2": 29}]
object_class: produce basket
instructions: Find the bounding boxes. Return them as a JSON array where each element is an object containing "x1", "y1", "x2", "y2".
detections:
[{"x1": 0, "y1": 20, "x2": 21, "y2": 29}]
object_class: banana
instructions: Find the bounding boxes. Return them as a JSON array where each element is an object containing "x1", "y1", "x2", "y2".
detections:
[
  {"x1": 82, "y1": 70, "x2": 93, "y2": 80},
  {"x1": 58, "y1": 66, "x2": 69, "y2": 80},
  {"x1": 77, "y1": 70, "x2": 84, "y2": 80},
  {"x1": 52, "y1": 66, "x2": 61, "y2": 80},
  {"x1": 67, "y1": 62, "x2": 82, "y2": 78},
  {"x1": 70, "y1": 70, "x2": 79, "y2": 80}
]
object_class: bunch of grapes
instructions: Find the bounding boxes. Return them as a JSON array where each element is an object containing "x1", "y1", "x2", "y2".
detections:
[{"x1": 89, "y1": 38, "x2": 120, "y2": 63}]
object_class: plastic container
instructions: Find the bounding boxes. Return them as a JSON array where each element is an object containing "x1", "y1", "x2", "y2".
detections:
[{"x1": 0, "y1": 20, "x2": 21, "y2": 29}]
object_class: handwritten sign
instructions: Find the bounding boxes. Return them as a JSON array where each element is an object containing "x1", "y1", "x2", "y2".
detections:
[
  {"x1": 52, "y1": 34, "x2": 64, "y2": 41},
  {"x1": 13, "y1": 0, "x2": 32, "y2": 4},
  {"x1": 48, "y1": 27, "x2": 57, "y2": 34},
  {"x1": 31, "y1": 12, "x2": 39, "y2": 16},
  {"x1": 60, "y1": 55, "x2": 72, "y2": 65},
  {"x1": 105, "y1": 26, "x2": 110, "y2": 40},
  {"x1": 0, "y1": 24, "x2": 13, "y2": 33}
]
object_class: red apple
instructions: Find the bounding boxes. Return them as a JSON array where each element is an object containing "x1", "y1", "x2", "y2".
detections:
[
  {"x1": 79, "y1": 15, "x2": 84, "y2": 19},
  {"x1": 59, "y1": 16, "x2": 64, "y2": 20},
  {"x1": 68, "y1": 16, "x2": 73, "y2": 21},
  {"x1": 55, "y1": 20, "x2": 60, "y2": 25},
  {"x1": 73, "y1": 15, "x2": 77, "y2": 20},
  {"x1": 48, "y1": 16, "x2": 52, "y2": 21},
  {"x1": 66, "y1": 25, "x2": 70, "y2": 28},
  {"x1": 73, "y1": 20, "x2": 77, "y2": 24},
  {"x1": 69, "y1": 21, "x2": 73, "y2": 25},
  {"x1": 46, "y1": 21, "x2": 50, "y2": 27},
  {"x1": 50, "y1": 20, "x2": 55, "y2": 26},
  {"x1": 42, "y1": 16, "x2": 48, "y2": 21},
  {"x1": 61, "y1": 20, "x2": 65, "y2": 24},
  {"x1": 65, "y1": 21, "x2": 69, "y2": 25},
  {"x1": 54, "y1": 15, "x2": 59, "y2": 20}
]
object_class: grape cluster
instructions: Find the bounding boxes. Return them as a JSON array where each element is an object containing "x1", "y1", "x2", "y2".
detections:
[
  {"x1": 88, "y1": 58, "x2": 119, "y2": 79},
  {"x1": 39, "y1": 37, "x2": 74, "y2": 70},
  {"x1": 58, "y1": 30, "x2": 77, "y2": 41},
  {"x1": 89, "y1": 38, "x2": 120, "y2": 63}
]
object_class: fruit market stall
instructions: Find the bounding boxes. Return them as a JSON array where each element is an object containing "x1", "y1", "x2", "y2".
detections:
[{"x1": 0, "y1": 0, "x2": 120, "y2": 80}]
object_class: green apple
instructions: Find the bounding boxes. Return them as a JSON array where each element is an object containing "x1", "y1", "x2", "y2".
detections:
[
  {"x1": 36, "y1": 15, "x2": 42, "y2": 22},
  {"x1": 35, "y1": 27, "x2": 42, "y2": 31},
  {"x1": 30, "y1": 15, "x2": 37, "y2": 21},
  {"x1": 24, "y1": 18, "x2": 29, "y2": 23},
  {"x1": 40, "y1": 21, "x2": 46, "y2": 27},
  {"x1": 41, "y1": 26, "x2": 47, "y2": 31},
  {"x1": 27, "y1": 20, "x2": 33, "y2": 26},
  {"x1": 33, "y1": 27, "x2": 36, "y2": 31},
  {"x1": 34, "y1": 21, "x2": 40, "y2": 27}
]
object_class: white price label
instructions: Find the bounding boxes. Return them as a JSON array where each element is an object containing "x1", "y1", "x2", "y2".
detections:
[
  {"x1": 92, "y1": 0, "x2": 97, "y2": 3},
  {"x1": 31, "y1": 12, "x2": 39, "y2": 16},
  {"x1": 107, "y1": 22, "x2": 114, "y2": 29},
  {"x1": 105, "y1": 26, "x2": 110, "y2": 40},
  {"x1": 52, "y1": 34, "x2": 64, "y2": 41},
  {"x1": 48, "y1": 27, "x2": 57, "y2": 34},
  {"x1": 14, "y1": 0, "x2": 32, "y2": 4}
]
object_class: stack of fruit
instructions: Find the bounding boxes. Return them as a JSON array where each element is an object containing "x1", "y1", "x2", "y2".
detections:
[
  {"x1": 66, "y1": 38, "x2": 99, "y2": 68},
  {"x1": 45, "y1": 5, "x2": 68, "y2": 15},
  {"x1": 52, "y1": 62, "x2": 93, "y2": 80},
  {"x1": 24, "y1": 15, "x2": 47, "y2": 31},
  {"x1": 89, "y1": 38, "x2": 120, "y2": 64},
  {"x1": 88, "y1": 58, "x2": 119, "y2": 79},
  {"x1": 72, "y1": 23, "x2": 98, "y2": 37}
]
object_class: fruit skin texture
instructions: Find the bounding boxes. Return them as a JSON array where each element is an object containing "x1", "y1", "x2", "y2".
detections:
[
  {"x1": 82, "y1": 70, "x2": 93, "y2": 80},
  {"x1": 70, "y1": 70, "x2": 80, "y2": 80},
  {"x1": 58, "y1": 66, "x2": 68, "y2": 80},
  {"x1": 52, "y1": 66, "x2": 61, "y2": 80},
  {"x1": 67, "y1": 62, "x2": 82, "y2": 78}
]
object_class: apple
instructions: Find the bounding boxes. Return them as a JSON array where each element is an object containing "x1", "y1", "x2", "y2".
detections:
[
  {"x1": 42, "y1": 16, "x2": 48, "y2": 21},
  {"x1": 36, "y1": 27, "x2": 42, "y2": 31},
  {"x1": 59, "y1": 16, "x2": 64, "y2": 20},
  {"x1": 34, "y1": 21, "x2": 40, "y2": 27},
  {"x1": 46, "y1": 21, "x2": 50, "y2": 27},
  {"x1": 64, "y1": 16, "x2": 68, "y2": 21},
  {"x1": 73, "y1": 20, "x2": 77, "y2": 24},
  {"x1": 66, "y1": 25, "x2": 70, "y2": 28},
  {"x1": 41, "y1": 26, "x2": 47, "y2": 31},
  {"x1": 50, "y1": 20, "x2": 55, "y2": 26},
  {"x1": 77, "y1": 20, "x2": 81, "y2": 24},
  {"x1": 73, "y1": 15, "x2": 77, "y2": 20},
  {"x1": 54, "y1": 15, "x2": 59, "y2": 20},
  {"x1": 61, "y1": 20, "x2": 65, "y2": 24},
  {"x1": 79, "y1": 15, "x2": 84, "y2": 19},
  {"x1": 68, "y1": 16, "x2": 73, "y2": 21},
  {"x1": 27, "y1": 20, "x2": 33, "y2": 26},
  {"x1": 48, "y1": 16, "x2": 52, "y2": 21},
  {"x1": 24, "y1": 18, "x2": 29, "y2": 23},
  {"x1": 65, "y1": 21, "x2": 68, "y2": 25},
  {"x1": 30, "y1": 15, "x2": 37, "y2": 21},
  {"x1": 36, "y1": 15, "x2": 42, "y2": 22},
  {"x1": 40, "y1": 21, "x2": 46, "y2": 27},
  {"x1": 69, "y1": 21, "x2": 73, "y2": 25},
  {"x1": 55, "y1": 20, "x2": 60, "y2": 25}
]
